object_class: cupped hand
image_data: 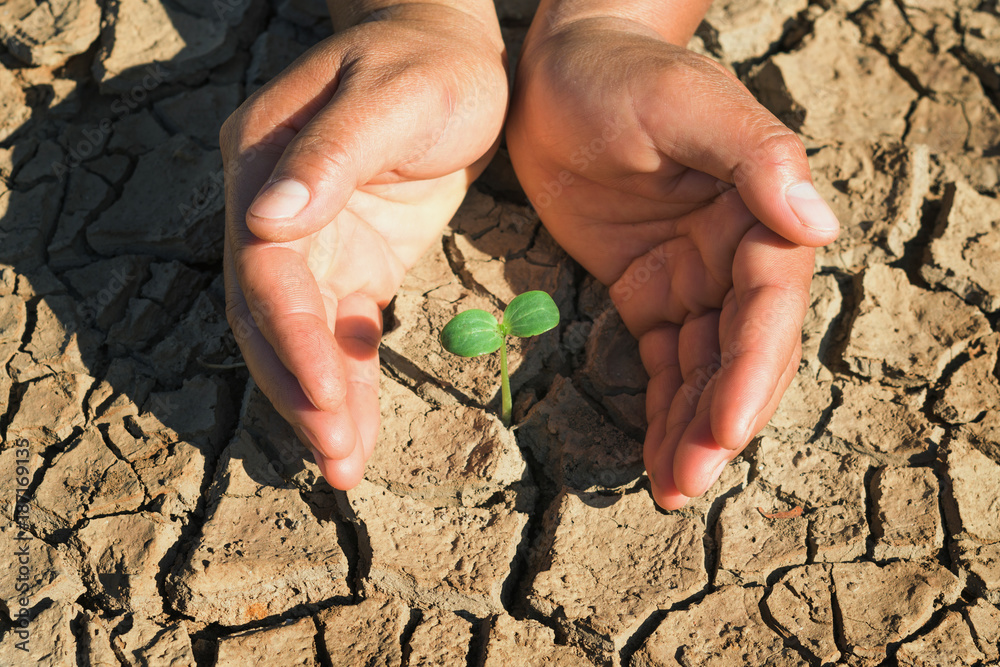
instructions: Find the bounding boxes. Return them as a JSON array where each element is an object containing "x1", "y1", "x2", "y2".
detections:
[
  {"x1": 222, "y1": 5, "x2": 507, "y2": 488},
  {"x1": 506, "y1": 18, "x2": 839, "y2": 509}
]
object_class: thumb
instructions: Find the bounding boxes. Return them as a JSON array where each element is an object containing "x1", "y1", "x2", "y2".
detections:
[
  {"x1": 239, "y1": 58, "x2": 456, "y2": 243},
  {"x1": 646, "y1": 53, "x2": 840, "y2": 247}
]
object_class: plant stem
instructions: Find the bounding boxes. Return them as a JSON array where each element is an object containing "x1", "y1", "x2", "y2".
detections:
[{"x1": 500, "y1": 337, "x2": 511, "y2": 427}]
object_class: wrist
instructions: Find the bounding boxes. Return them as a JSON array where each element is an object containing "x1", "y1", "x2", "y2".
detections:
[
  {"x1": 529, "y1": 0, "x2": 712, "y2": 46},
  {"x1": 328, "y1": 1, "x2": 504, "y2": 53}
]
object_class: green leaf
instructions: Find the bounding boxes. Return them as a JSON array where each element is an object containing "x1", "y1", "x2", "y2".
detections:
[
  {"x1": 440, "y1": 309, "x2": 503, "y2": 357},
  {"x1": 502, "y1": 291, "x2": 560, "y2": 338}
]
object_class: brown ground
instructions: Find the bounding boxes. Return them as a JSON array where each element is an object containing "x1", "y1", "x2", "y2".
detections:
[{"x1": 1, "y1": 0, "x2": 999, "y2": 665}]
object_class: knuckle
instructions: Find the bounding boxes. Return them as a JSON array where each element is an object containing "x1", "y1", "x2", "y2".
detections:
[
  {"x1": 753, "y1": 124, "x2": 807, "y2": 165},
  {"x1": 225, "y1": 300, "x2": 254, "y2": 342},
  {"x1": 733, "y1": 122, "x2": 809, "y2": 188},
  {"x1": 230, "y1": 246, "x2": 255, "y2": 282},
  {"x1": 283, "y1": 315, "x2": 328, "y2": 351},
  {"x1": 224, "y1": 299, "x2": 242, "y2": 329},
  {"x1": 287, "y1": 131, "x2": 354, "y2": 180},
  {"x1": 220, "y1": 97, "x2": 297, "y2": 159},
  {"x1": 219, "y1": 112, "x2": 239, "y2": 154},
  {"x1": 686, "y1": 50, "x2": 737, "y2": 80}
]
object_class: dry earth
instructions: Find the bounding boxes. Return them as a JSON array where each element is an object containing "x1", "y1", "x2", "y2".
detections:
[{"x1": 1, "y1": 0, "x2": 999, "y2": 665}]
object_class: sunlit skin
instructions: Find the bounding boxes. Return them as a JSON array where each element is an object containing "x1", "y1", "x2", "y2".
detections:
[
  {"x1": 223, "y1": 0, "x2": 839, "y2": 507},
  {"x1": 507, "y1": 2, "x2": 840, "y2": 508},
  {"x1": 222, "y1": 2, "x2": 507, "y2": 488}
]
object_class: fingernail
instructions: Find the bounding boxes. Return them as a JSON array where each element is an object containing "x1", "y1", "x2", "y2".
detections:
[
  {"x1": 249, "y1": 178, "x2": 310, "y2": 220},
  {"x1": 786, "y1": 182, "x2": 839, "y2": 233}
]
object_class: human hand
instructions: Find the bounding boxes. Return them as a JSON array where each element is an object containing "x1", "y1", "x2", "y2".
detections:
[
  {"x1": 507, "y1": 10, "x2": 839, "y2": 509},
  {"x1": 222, "y1": 3, "x2": 507, "y2": 488}
]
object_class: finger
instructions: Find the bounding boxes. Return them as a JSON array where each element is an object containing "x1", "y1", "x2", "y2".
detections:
[
  {"x1": 311, "y1": 434, "x2": 366, "y2": 490},
  {"x1": 645, "y1": 313, "x2": 720, "y2": 508},
  {"x1": 610, "y1": 188, "x2": 758, "y2": 335},
  {"x1": 709, "y1": 224, "x2": 814, "y2": 450},
  {"x1": 330, "y1": 293, "x2": 382, "y2": 462},
  {"x1": 642, "y1": 52, "x2": 840, "y2": 247},
  {"x1": 647, "y1": 410, "x2": 689, "y2": 510},
  {"x1": 225, "y1": 247, "x2": 362, "y2": 461},
  {"x1": 672, "y1": 346, "x2": 799, "y2": 497},
  {"x1": 235, "y1": 242, "x2": 346, "y2": 412},
  {"x1": 241, "y1": 47, "x2": 500, "y2": 242},
  {"x1": 222, "y1": 83, "x2": 348, "y2": 414},
  {"x1": 639, "y1": 326, "x2": 690, "y2": 510},
  {"x1": 244, "y1": 72, "x2": 438, "y2": 241}
]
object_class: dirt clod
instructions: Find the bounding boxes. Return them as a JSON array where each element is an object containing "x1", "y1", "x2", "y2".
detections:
[{"x1": 1, "y1": 1, "x2": 998, "y2": 663}]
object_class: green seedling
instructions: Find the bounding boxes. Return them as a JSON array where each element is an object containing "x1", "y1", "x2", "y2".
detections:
[{"x1": 440, "y1": 291, "x2": 560, "y2": 427}]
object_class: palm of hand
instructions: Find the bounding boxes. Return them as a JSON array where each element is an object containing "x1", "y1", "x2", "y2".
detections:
[
  {"x1": 299, "y1": 175, "x2": 473, "y2": 301},
  {"x1": 508, "y1": 28, "x2": 815, "y2": 509},
  {"x1": 228, "y1": 166, "x2": 486, "y2": 489},
  {"x1": 546, "y1": 164, "x2": 808, "y2": 509},
  {"x1": 223, "y1": 16, "x2": 507, "y2": 490}
]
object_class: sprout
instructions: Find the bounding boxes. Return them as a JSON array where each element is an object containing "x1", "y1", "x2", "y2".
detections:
[{"x1": 439, "y1": 291, "x2": 560, "y2": 427}]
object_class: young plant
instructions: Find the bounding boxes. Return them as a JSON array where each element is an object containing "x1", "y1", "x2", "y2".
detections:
[{"x1": 439, "y1": 290, "x2": 560, "y2": 427}]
